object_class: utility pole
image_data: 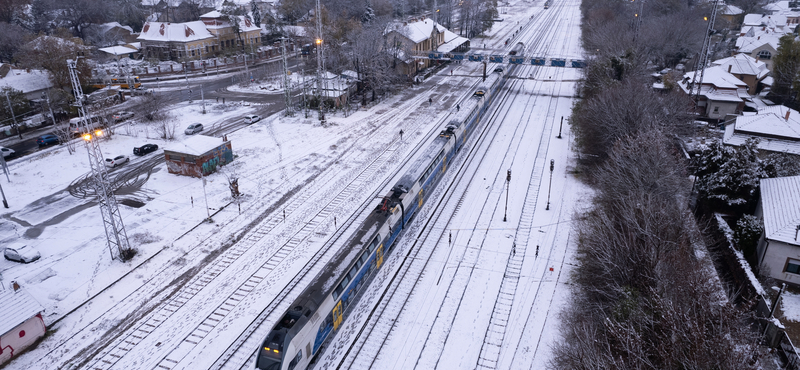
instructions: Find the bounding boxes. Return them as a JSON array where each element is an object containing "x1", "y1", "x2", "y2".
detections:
[
  {"x1": 315, "y1": 0, "x2": 325, "y2": 122},
  {"x1": 691, "y1": 0, "x2": 719, "y2": 102},
  {"x1": 546, "y1": 159, "x2": 554, "y2": 210},
  {"x1": 4, "y1": 92, "x2": 22, "y2": 139},
  {"x1": 201, "y1": 84, "x2": 206, "y2": 114},
  {"x1": 557, "y1": 116, "x2": 563, "y2": 138},
  {"x1": 67, "y1": 59, "x2": 132, "y2": 261},
  {"x1": 281, "y1": 37, "x2": 294, "y2": 116},
  {"x1": 503, "y1": 169, "x2": 511, "y2": 222}
]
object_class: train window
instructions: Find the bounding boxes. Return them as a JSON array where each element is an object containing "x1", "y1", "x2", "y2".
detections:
[
  {"x1": 360, "y1": 252, "x2": 369, "y2": 265},
  {"x1": 334, "y1": 285, "x2": 344, "y2": 300},
  {"x1": 288, "y1": 350, "x2": 302, "y2": 370},
  {"x1": 348, "y1": 266, "x2": 358, "y2": 280},
  {"x1": 369, "y1": 235, "x2": 380, "y2": 252}
]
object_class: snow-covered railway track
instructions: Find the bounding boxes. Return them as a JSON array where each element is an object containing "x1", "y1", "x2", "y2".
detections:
[
  {"x1": 72, "y1": 88, "x2": 444, "y2": 370},
  {"x1": 321, "y1": 1, "x2": 580, "y2": 368}
]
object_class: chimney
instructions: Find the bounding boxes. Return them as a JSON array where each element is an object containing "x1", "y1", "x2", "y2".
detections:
[
  {"x1": 12, "y1": 281, "x2": 20, "y2": 292},
  {"x1": 728, "y1": 65, "x2": 732, "y2": 73},
  {"x1": 786, "y1": 109, "x2": 791, "y2": 121}
]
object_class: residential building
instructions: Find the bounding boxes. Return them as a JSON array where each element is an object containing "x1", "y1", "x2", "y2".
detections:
[
  {"x1": 756, "y1": 175, "x2": 800, "y2": 286},
  {"x1": 723, "y1": 105, "x2": 800, "y2": 156},
  {"x1": 138, "y1": 11, "x2": 261, "y2": 61},
  {"x1": 384, "y1": 17, "x2": 469, "y2": 77},
  {"x1": 720, "y1": 3, "x2": 744, "y2": 24},
  {"x1": 764, "y1": 0, "x2": 800, "y2": 25},
  {"x1": 711, "y1": 53, "x2": 770, "y2": 94},
  {"x1": 678, "y1": 66, "x2": 749, "y2": 120}
]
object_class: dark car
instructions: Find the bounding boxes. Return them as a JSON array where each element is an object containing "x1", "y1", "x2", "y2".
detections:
[
  {"x1": 133, "y1": 144, "x2": 158, "y2": 156},
  {"x1": 37, "y1": 134, "x2": 59, "y2": 147}
]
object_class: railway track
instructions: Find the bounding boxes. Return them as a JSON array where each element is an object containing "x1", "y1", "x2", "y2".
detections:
[
  {"x1": 320, "y1": 0, "x2": 581, "y2": 368},
  {"x1": 28, "y1": 72, "x2": 482, "y2": 370}
]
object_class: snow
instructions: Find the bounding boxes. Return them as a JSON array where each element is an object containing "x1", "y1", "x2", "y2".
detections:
[
  {"x1": 0, "y1": 0, "x2": 589, "y2": 368},
  {"x1": 0, "y1": 67, "x2": 52, "y2": 95},
  {"x1": 138, "y1": 21, "x2": 214, "y2": 43},
  {"x1": 163, "y1": 134, "x2": 227, "y2": 156},
  {"x1": 782, "y1": 290, "x2": 800, "y2": 322}
]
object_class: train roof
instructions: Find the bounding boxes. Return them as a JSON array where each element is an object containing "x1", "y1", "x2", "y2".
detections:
[
  {"x1": 285, "y1": 207, "x2": 391, "y2": 311},
  {"x1": 392, "y1": 135, "x2": 449, "y2": 193}
]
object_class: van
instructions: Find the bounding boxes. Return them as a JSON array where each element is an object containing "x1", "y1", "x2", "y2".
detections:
[{"x1": 69, "y1": 115, "x2": 106, "y2": 135}]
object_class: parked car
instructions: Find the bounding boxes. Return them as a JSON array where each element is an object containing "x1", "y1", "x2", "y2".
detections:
[
  {"x1": 113, "y1": 111, "x2": 135, "y2": 122},
  {"x1": 105, "y1": 155, "x2": 130, "y2": 168},
  {"x1": 185, "y1": 123, "x2": 204, "y2": 135},
  {"x1": 244, "y1": 115, "x2": 261, "y2": 124},
  {"x1": 4, "y1": 244, "x2": 41, "y2": 263},
  {"x1": 0, "y1": 146, "x2": 15, "y2": 158},
  {"x1": 133, "y1": 144, "x2": 159, "y2": 156},
  {"x1": 37, "y1": 134, "x2": 59, "y2": 147}
]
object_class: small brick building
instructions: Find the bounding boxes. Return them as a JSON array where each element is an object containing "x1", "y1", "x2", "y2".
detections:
[
  {"x1": 164, "y1": 135, "x2": 233, "y2": 178},
  {"x1": 0, "y1": 284, "x2": 46, "y2": 366}
]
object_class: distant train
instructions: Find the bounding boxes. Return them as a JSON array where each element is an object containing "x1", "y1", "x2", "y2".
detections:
[
  {"x1": 255, "y1": 46, "x2": 520, "y2": 370},
  {"x1": 544, "y1": 0, "x2": 550, "y2": 9},
  {"x1": 90, "y1": 76, "x2": 142, "y2": 90}
]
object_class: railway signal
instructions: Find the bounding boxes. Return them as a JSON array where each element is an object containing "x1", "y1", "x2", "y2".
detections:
[
  {"x1": 546, "y1": 159, "x2": 554, "y2": 210},
  {"x1": 504, "y1": 169, "x2": 511, "y2": 221}
]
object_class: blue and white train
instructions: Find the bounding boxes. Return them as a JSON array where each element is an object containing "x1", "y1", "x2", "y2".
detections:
[{"x1": 256, "y1": 67, "x2": 508, "y2": 370}]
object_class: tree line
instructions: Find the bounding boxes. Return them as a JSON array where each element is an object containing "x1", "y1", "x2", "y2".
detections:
[{"x1": 550, "y1": 0, "x2": 772, "y2": 368}]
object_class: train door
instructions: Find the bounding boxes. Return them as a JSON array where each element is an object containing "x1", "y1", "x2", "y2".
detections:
[
  {"x1": 376, "y1": 244, "x2": 384, "y2": 268},
  {"x1": 418, "y1": 189, "x2": 424, "y2": 208},
  {"x1": 332, "y1": 301, "x2": 343, "y2": 330}
]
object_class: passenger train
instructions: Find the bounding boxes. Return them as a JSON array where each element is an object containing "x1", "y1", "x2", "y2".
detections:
[{"x1": 256, "y1": 47, "x2": 519, "y2": 370}]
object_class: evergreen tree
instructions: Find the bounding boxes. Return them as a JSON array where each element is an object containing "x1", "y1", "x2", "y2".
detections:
[{"x1": 251, "y1": 0, "x2": 262, "y2": 27}]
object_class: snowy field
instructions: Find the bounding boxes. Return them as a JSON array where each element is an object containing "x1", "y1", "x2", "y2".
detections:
[{"x1": 0, "y1": 0, "x2": 587, "y2": 368}]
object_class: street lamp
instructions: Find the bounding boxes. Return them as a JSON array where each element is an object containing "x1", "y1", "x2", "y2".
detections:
[
  {"x1": 504, "y1": 169, "x2": 511, "y2": 222},
  {"x1": 546, "y1": 159, "x2": 554, "y2": 210}
]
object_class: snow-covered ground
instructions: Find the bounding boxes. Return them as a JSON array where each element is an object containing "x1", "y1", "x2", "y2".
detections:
[{"x1": 0, "y1": 0, "x2": 587, "y2": 368}]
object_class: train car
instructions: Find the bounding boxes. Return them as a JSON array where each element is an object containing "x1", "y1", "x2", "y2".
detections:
[
  {"x1": 550, "y1": 58, "x2": 566, "y2": 67},
  {"x1": 531, "y1": 57, "x2": 546, "y2": 66},
  {"x1": 256, "y1": 69, "x2": 506, "y2": 370},
  {"x1": 90, "y1": 76, "x2": 141, "y2": 90}
]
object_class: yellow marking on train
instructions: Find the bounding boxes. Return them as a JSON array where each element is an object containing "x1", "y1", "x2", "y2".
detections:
[
  {"x1": 418, "y1": 189, "x2": 424, "y2": 208},
  {"x1": 376, "y1": 244, "x2": 384, "y2": 268},
  {"x1": 333, "y1": 301, "x2": 343, "y2": 330}
]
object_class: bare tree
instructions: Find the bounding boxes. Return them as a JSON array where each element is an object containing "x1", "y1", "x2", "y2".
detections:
[
  {"x1": 152, "y1": 114, "x2": 179, "y2": 140},
  {"x1": 16, "y1": 32, "x2": 92, "y2": 90},
  {"x1": 53, "y1": 121, "x2": 78, "y2": 154}
]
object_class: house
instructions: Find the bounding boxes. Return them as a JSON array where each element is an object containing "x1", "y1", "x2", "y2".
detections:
[
  {"x1": 84, "y1": 22, "x2": 138, "y2": 47},
  {"x1": 710, "y1": 54, "x2": 770, "y2": 94},
  {"x1": 138, "y1": 21, "x2": 216, "y2": 60},
  {"x1": 0, "y1": 64, "x2": 53, "y2": 100},
  {"x1": 764, "y1": 0, "x2": 800, "y2": 25},
  {"x1": 384, "y1": 17, "x2": 469, "y2": 76},
  {"x1": 164, "y1": 134, "x2": 233, "y2": 177},
  {"x1": 138, "y1": 11, "x2": 261, "y2": 61},
  {"x1": 98, "y1": 45, "x2": 140, "y2": 60},
  {"x1": 199, "y1": 11, "x2": 262, "y2": 53},
  {"x1": 736, "y1": 35, "x2": 780, "y2": 71},
  {"x1": 723, "y1": 105, "x2": 800, "y2": 155},
  {"x1": 719, "y1": 3, "x2": 744, "y2": 24},
  {"x1": 756, "y1": 175, "x2": 800, "y2": 286},
  {"x1": 0, "y1": 284, "x2": 46, "y2": 366},
  {"x1": 678, "y1": 66, "x2": 749, "y2": 120}
]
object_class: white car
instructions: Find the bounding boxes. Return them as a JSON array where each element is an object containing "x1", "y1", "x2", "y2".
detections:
[
  {"x1": 185, "y1": 123, "x2": 204, "y2": 135},
  {"x1": 244, "y1": 115, "x2": 261, "y2": 124},
  {"x1": 0, "y1": 146, "x2": 15, "y2": 158},
  {"x1": 105, "y1": 155, "x2": 130, "y2": 168},
  {"x1": 4, "y1": 244, "x2": 41, "y2": 263}
]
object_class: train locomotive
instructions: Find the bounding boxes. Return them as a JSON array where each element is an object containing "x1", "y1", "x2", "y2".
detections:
[{"x1": 256, "y1": 65, "x2": 509, "y2": 370}]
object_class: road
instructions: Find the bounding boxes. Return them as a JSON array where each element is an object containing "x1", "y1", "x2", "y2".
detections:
[{"x1": 2, "y1": 57, "x2": 304, "y2": 161}]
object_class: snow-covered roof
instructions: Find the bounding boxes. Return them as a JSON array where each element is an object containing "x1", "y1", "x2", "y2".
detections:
[
  {"x1": 164, "y1": 134, "x2": 229, "y2": 156},
  {"x1": 200, "y1": 11, "x2": 223, "y2": 18},
  {"x1": 723, "y1": 105, "x2": 800, "y2": 155},
  {"x1": 99, "y1": 45, "x2": 138, "y2": 56},
  {"x1": 388, "y1": 18, "x2": 447, "y2": 44},
  {"x1": 0, "y1": 66, "x2": 52, "y2": 94},
  {"x1": 721, "y1": 4, "x2": 743, "y2": 16},
  {"x1": 736, "y1": 35, "x2": 780, "y2": 53},
  {"x1": 100, "y1": 22, "x2": 134, "y2": 34},
  {"x1": 682, "y1": 66, "x2": 748, "y2": 90},
  {"x1": 138, "y1": 21, "x2": 214, "y2": 43},
  {"x1": 743, "y1": 13, "x2": 788, "y2": 27},
  {"x1": 759, "y1": 175, "x2": 800, "y2": 246},
  {"x1": 341, "y1": 70, "x2": 358, "y2": 80},
  {"x1": 712, "y1": 53, "x2": 770, "y2": 79},
  {"x1": 0, "y1": 287, "x2": 45, "y2": 336},
  {"x1": 437, "y1": 28, "x2": 468, "y2": 53}
]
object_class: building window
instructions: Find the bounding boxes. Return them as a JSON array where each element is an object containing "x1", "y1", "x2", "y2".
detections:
[
  {"x1": 758, "y1": 50, "x2": 772, "y2": 60},
  {"x1": 713, "y1": 106, "x2": 719, "y2": 114},
  {"x1": 786, "y1": 258, "x2": 800, "y2": 274}
]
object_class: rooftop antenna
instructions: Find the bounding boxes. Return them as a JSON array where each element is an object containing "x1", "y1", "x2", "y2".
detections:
[{"x1": 67, "y1": 59, "x2": 132, "y2": 261}]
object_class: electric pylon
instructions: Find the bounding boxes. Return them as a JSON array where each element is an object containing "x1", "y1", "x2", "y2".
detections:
[
  {"x1": 67, "y1": 59, "x2": 132, "y2": 261},
  {"x1": 691, "y1": 0, "x2": 719, "y2": 102}
]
